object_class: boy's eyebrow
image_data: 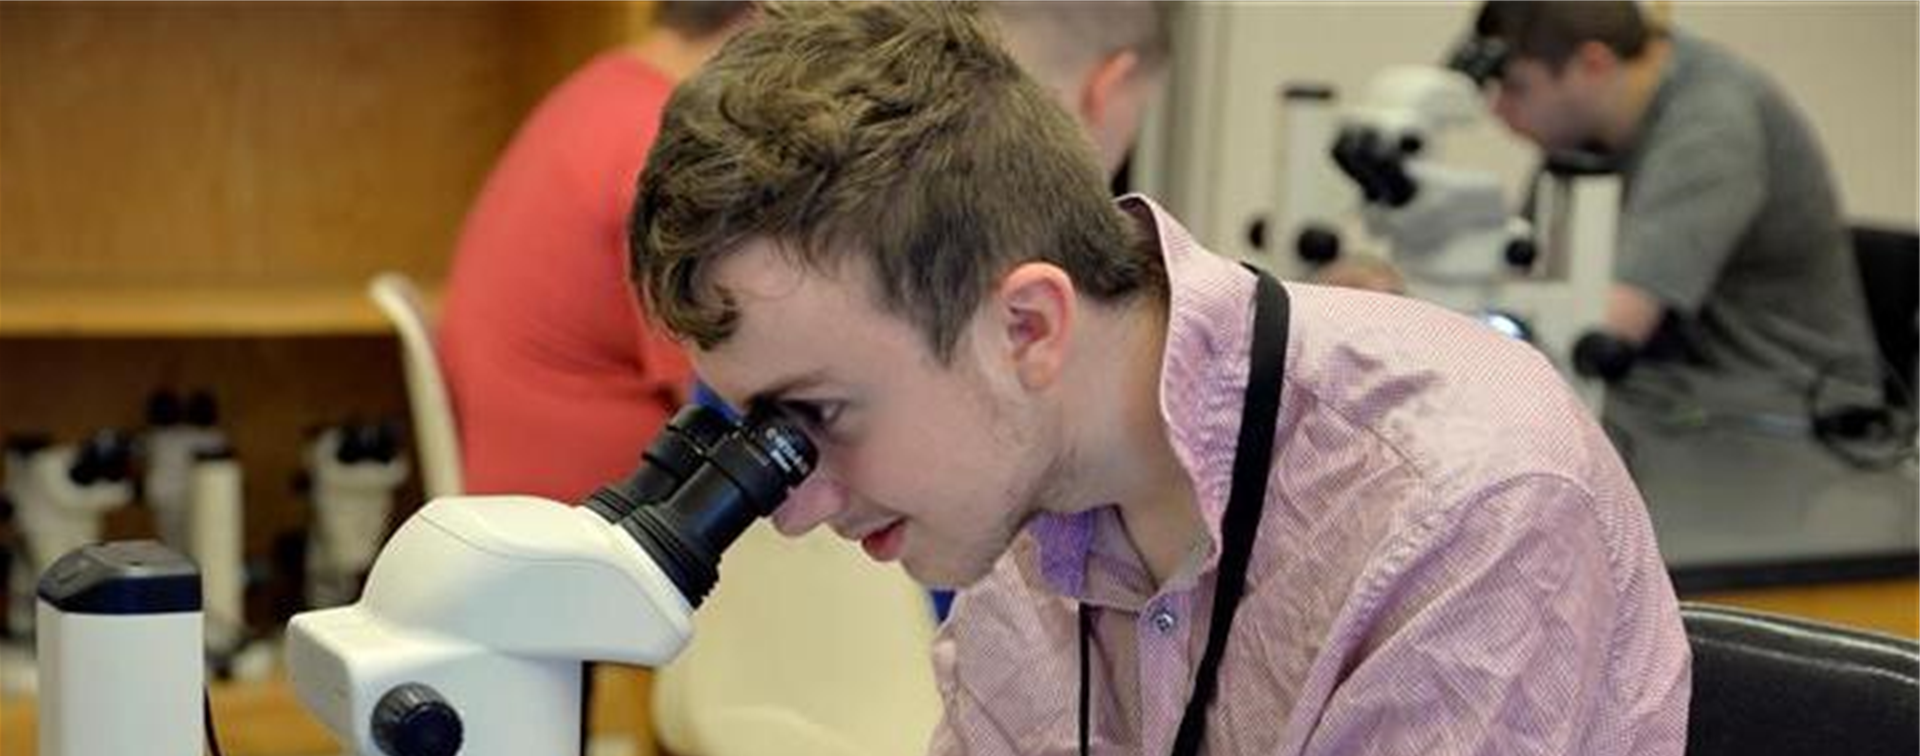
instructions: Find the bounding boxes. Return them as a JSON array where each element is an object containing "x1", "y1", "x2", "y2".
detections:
[{"x1": 744, "y1": 370, "x2": 833, "y2": 408}]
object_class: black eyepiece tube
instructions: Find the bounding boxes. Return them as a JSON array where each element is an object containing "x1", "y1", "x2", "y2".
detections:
[
  {"x1": 582, "y1": 405, "x2": 737, "y2": 522},
  {"x1": 1446, "y1": 35, "x2": 1511, "y2": 88},
  {"x1": 615, "y1": 409, "x2": 816, "y2": 606}
]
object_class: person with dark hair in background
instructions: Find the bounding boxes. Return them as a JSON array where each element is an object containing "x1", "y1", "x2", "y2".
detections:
[
  {"x1": 986, "y1": 2, "x2": 1170, "y2": 180},
  {"x1": 439, "y1": 2, "x2": 755, "y2": 501},
  {"x1": 1466, "y1": 1, "x2": 1877, "y2": 427},
  {"x1": 631, "y1": 4, "x2": 1690, "y2": 753}
]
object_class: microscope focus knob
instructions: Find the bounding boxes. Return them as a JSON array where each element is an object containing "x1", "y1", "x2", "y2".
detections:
[
  {"x1": 372, "y1": 683, "x2": 463, "y2": 756},
  {"x1": 1572, "y1": 331, "x2": 1639, "y2": 383},
  {"x1": 1296, "y1": 225, "x2": 1343, "y2": 265},
  {"x1": 1504, "y1": 237, "x2": 1538, "y2": 270}
]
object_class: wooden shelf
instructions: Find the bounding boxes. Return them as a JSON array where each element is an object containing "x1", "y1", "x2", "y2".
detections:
[
  {"x1": 1, "y1": 661, "x2": 653, "y2": 756},
  {"x1": 0, "y1": 282, "x2": 442, "y2": 338}
]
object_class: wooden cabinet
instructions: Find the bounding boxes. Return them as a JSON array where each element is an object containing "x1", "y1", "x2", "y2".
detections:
[{"x1": 0, "y1": 3, "x2": 659, "y2": 754}]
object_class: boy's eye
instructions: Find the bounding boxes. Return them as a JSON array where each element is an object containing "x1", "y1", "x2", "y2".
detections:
[{"x1": 780, "y1": 400, "x2": 840, "y2": 431}]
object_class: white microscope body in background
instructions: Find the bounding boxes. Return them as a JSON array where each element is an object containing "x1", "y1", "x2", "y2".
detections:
[
  {"x1": 190, "y1": 446, "x2": 250, "y2": 660},
  {"x1": 4, "y1": 432, "x2": 134, "y2": 644},
  {"x1": 140, "y1": 389, "x2": 259, "y2": 663},
  {"x1": 303, "y1": 423, "x2": 409, "y2": 609},
  {"x1": 1275, "y1": 64, "x2": 1617, "y2": 410},
  {"x1": 287, "y1": 495, "x2": 696, "y2": 756},
  {"x1": 143, "y1": 389, "x2": 227, "y2": 552}
]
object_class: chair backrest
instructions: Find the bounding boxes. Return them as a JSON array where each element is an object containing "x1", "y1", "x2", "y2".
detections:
[
  {"x1": 1682, "y1": 602, "x2": 1919, "y2": 756},
  {"x1": 1850, "y1": 225, "x2": 1919, "y2": 407},
  {"x1": 367, "y1": 272, "x2": 463, "y2": 500},
  {"x1": 652, "y1": 525, "x2": 942, "y2": 756}
]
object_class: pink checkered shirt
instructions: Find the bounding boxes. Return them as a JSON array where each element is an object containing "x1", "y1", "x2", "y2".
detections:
[{"x1": 928, "y1": 197, "x2": 1690, "y2": 755}]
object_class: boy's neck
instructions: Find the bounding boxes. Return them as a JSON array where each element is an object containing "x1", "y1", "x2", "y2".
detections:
[{"x1": 1066, "y1": 298, "x2": 1204, "y2": 587}]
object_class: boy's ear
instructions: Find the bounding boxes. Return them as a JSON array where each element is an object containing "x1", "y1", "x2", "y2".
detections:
[
  {"x1": 993, "y1": 262, "x2": 1076, "y2": 391},
  {"x1": 1079, "y1": 48, "x2": 1142, "y2": 130}
]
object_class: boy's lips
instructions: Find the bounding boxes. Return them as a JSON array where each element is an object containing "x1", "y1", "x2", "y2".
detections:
[{"x1": 859, "y1": 520, "x2": 907, "y2": 562}]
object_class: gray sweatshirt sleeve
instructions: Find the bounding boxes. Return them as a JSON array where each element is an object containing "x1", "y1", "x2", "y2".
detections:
[{"x1": 1615, "y1": 96, "x2": 1768, "y2": 314}]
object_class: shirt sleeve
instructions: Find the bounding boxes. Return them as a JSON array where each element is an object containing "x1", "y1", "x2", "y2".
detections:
[
  {"x1": 1297, "y1": 475, "x2": 1666, "y2": 756},
  {"x1": 1615, "y1": 99, "x2": 1768, "y2": 315}
]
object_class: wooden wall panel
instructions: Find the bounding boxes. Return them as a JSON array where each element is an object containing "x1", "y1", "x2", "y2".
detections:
[
  {"x1": 0, "y1": 2, "x2": 523, "y2": 289},
  {"x1": 507, "y1": 1, "x2": 653, "y2": 112}
]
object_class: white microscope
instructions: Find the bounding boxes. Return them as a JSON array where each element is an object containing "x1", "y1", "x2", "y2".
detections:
[
  {"x1": 283, "y1": 404, "x2": 815, "y2": 756},
  {"x1": 4, "y1": 430, "x2": 135, "y2": 644},
  {"x1": 302, "y1": 420, "x2": 409, "y2": 609},
  {"x1": 1274, "y1": 58, "x2": 1620, "y2": 409},
  {"x1": 142, "y1": 389, "x2": 227, "y2": 553}
]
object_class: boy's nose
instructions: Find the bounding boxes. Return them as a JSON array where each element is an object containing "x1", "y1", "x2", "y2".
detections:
[{"x1": 770, "y1": 473, "x2": 848, "y2": 536}]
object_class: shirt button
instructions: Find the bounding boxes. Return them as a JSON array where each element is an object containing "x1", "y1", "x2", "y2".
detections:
[{"x1": 1150, "y1": 606, "x2": 1178, "y2": 635}]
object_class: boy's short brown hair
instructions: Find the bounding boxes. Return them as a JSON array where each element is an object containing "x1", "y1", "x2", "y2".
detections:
[{"x1": 629, "y1": 1, "x2": 1163, "y2": 362}]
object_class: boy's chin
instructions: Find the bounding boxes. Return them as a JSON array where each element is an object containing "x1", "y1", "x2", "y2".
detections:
[{"x1": 902, "y1": 555, "x2": 994, "y2": 592}]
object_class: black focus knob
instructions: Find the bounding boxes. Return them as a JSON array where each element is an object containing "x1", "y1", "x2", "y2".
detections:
[
  {"x1": 372, "y1": 683, "x2": 463, "y2": 756},
  {"x1": 1246, "y1": 216, "x2": 1268, "y2": 251},
  {"x1": 1296, "y1": 225, "x2": 1343, "y2": 265},
  {"x1": 1504, "y1": 238, "x2": 1538, "y2": 270},
  {"x1": 1572, "y1": 331, "x2": 1639, "y2": 383}
]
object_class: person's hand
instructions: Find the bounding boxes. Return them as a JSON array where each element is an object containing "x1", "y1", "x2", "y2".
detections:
[{"x1": 1310, "y1": 256, "x2": 1407, "y2": 295}]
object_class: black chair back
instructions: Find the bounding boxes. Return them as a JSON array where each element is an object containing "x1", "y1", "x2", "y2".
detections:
[
  {"x1": 1850, "y1": 226, "x2": 1918, "y2": 407},
  {"x1": 1683, "y1": 602, "x2": 1919, "y2": 756}
]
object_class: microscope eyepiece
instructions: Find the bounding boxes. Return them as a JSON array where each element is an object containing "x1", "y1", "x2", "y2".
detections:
[
  {"x1": 598, "y1": 406, "x2": 817, "y2": 606},
  {"x1": 1446, "y1": 35, "x2": 1511, "y2": 89},
  {"x1": 583, "y1": 405, "x2": 735, "y2": 522},
  {"x1": 70, "y1": 429, "x2": 134, "y2": 486}
]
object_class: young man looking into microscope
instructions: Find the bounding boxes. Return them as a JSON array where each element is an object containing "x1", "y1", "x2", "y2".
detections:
[{"x1": 630, "y1": 4, "x2": 1690, "y2": 753}]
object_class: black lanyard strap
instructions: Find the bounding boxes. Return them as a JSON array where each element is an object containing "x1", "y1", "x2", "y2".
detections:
[{"x1": 1080, "y1": 267, "x2": 1291, "y2": 756}]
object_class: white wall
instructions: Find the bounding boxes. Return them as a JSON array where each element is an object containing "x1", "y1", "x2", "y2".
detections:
[
  {"x1": 1145, "y1": 1, "x2": 1919, "y2": 265},
  {"x1": 1669, "y1": 1, "x2": 1917, "y2": 228}
]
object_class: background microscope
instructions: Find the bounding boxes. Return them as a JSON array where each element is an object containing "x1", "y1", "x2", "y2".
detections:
[
  {"x1": 4, "y1": 429, "x2": 134, "y2": 646},
  {"x1": 1272, "y1": 55, "x2": 1619, "y2": 409},
  {"x1": 301, "y1": 419, "x2": 409, "y2": 609}
]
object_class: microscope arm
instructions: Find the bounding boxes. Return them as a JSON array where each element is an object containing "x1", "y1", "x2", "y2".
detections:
[
  {"x1": 288, "y1": 495, "x2": 695, "y2": 756},
  {"x1": 288, "y1": 404, "x2": 817, "y2": 756}
]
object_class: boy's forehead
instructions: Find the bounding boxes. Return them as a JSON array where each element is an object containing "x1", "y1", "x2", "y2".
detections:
[
  {"x1": 695, "y1": 239, "x2": 878, "y2": 402},
  {"x1": 711, "y1": 236, "x2": 865, "y2": 304}
]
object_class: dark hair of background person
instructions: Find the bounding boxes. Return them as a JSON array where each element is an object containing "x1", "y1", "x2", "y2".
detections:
[
  {"x1": 1474, "y1": 1, "x2": 1654, "y2": 71},
  {"x1": 653, "y1": 1, "x2": 756, "y2": 37}
]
